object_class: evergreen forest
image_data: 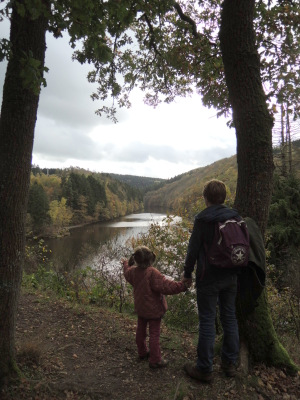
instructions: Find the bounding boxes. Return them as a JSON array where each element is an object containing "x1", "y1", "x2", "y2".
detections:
[{"x1": 27, "y1": 166, "x2": 145, "y2": 236}]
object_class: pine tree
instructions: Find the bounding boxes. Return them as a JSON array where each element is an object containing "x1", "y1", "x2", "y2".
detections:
[{"x1": 27, "y1": 182, "x2": 50, "y2": 231}]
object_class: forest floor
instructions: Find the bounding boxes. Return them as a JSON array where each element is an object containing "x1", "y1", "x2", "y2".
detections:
[{"x1": 1, "y1": 289, "x2": 300, "y2": 400}]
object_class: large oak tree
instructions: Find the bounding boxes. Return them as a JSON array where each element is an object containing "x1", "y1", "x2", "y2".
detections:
[
  {"x1": 0, "y1": 0, "x2": 299, "y2": 381},
  {"x1": 219, "y1": 0, "x2": 296, "y2": 373}
]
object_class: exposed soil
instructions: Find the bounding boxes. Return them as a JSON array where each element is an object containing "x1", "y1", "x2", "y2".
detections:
[{"x1": 1, "y1": 290, "x2": 299, "y2": 400}]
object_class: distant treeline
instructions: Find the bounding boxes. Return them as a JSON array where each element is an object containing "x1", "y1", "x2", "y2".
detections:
[
  {"x1": 107, "y1": 173, "x2": 166, "y2": 193},
  {"x1": 28, "y1": 166, "x2": 144, "y2": 235}
]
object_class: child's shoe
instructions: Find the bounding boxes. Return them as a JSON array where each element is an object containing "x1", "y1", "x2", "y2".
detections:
[{"x1": 149, "y1": 358, "x2": 168, "y2": 369}]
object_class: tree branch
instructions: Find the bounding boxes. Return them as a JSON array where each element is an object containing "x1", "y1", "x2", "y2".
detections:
[
  {"x1": 142, "y1": 13, "x2": 162, "y2": 57},
  {"x1": 173, "y1": 2, "x2": 200, "y2": 39}
]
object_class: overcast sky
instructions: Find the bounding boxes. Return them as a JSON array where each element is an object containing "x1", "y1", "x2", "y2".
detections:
[{"x1": 0, "y1": 20, "x2": 237, "y2": 179}]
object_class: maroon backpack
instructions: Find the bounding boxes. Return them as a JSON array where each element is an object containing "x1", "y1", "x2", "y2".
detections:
[{"x1": 206, "y1": 218, "x2": 250, "y2": 268}]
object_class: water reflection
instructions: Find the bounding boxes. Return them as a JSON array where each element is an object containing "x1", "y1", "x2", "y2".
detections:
[
  {"x1": 107, "y1": 213, "x2": 173, "y2": 227},
  {"x1": 45, "y1": 212, "x2": 179, "y2": 271}
]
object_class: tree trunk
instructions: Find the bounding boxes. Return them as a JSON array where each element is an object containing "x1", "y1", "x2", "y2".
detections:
[
  {"x1": 0, "y1": 2, "x2": 48, "y2": 381},
  {"x1": 286, "y1": 108, "x2": 292, "y2": 174},
  {"x1": 219, "y1": 0, "x2": 297, "y2": 374},
  {"x1": 280, "y1": 104, "x2": 287, "y2": 177},
  {"x1": 219, "y1": 0, "x2": 274, "y2": 233}
]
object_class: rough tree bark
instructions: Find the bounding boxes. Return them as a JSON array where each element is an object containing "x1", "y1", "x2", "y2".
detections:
[
  {"x1": 0, "y1": 1, "x2": 48, "y2": 381},
  {"x1": 219, "y1": 0, "x2": 297, "y2": 374}
]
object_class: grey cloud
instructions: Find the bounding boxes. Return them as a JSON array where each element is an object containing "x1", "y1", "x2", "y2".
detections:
[
  {"x1": 103, "y1": 141, "x2": 235, "y2": 166},
  {"x1": 38, "y1": 33, "x2": 125, "y2": 129},
  {"x1": 33, "y1": 125, "x2": 236, "y2": 171},
  {"x1": 0, "y1": 31, "x2": 115, "y2": 130},
  {"x1": 108, "y1": 142, "x2": 181, "y2": 163},
  {"x1": 33, "y1": 120, "x2": 114, "y2": 162}
]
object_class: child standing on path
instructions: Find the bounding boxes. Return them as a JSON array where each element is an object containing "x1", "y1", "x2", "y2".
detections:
[{"x1": 122, "y1": 246, "x2": 190, "y2": 369}]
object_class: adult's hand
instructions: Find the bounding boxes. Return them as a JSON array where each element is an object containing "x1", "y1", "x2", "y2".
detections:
[{"x1": 181, "y1": 273, "x2": 192, "y2": 287}]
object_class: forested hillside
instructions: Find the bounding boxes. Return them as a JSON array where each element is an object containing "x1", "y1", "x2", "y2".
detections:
[
  {"x1": 27, "y1": 167, "x2": 144, "y2": 235},
  {"x1": 144, "y1": 155, "x2": 238, "y2": 214},
  {"x1": 144, "y1": 139, "x2": 300, "y2": 216}
]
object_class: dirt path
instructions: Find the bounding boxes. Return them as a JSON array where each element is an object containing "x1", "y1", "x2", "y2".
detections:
[{"x1": 1, "y1": 290, "x2": 299, "y2": 400}]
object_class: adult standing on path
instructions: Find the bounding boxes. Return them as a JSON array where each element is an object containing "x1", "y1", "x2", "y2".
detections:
[{"x1": 183, "y1": 179, "x2": 242, "y2": 383}]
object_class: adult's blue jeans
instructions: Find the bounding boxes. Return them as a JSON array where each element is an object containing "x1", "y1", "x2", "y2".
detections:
[{"x1": 196, "y1": 273, "x2": 239, "y2": 372}]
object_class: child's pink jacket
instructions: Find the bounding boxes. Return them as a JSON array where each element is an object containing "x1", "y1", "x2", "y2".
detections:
[{"x1": 123, "y1": 261, "x2": 186, "y2": 319}]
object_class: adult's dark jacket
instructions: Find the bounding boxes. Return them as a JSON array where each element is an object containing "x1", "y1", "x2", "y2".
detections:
[{"x1": 184, "y1": 204, "x2": 241, "y2": 286}]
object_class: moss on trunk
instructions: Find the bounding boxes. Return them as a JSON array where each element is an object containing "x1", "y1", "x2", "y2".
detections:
[{"x1": 238, "y1": 291, "x2": 298, "y2": 375}]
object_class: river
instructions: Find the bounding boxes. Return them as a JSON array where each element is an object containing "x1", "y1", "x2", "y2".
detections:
[{"x1": 44, "y1": 211, "x2": 179, "y2": 271}]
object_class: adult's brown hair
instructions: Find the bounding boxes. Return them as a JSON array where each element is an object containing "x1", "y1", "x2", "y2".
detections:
[{"x1": 203, "y1": 179, "x2": 226, "y2": 205}]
